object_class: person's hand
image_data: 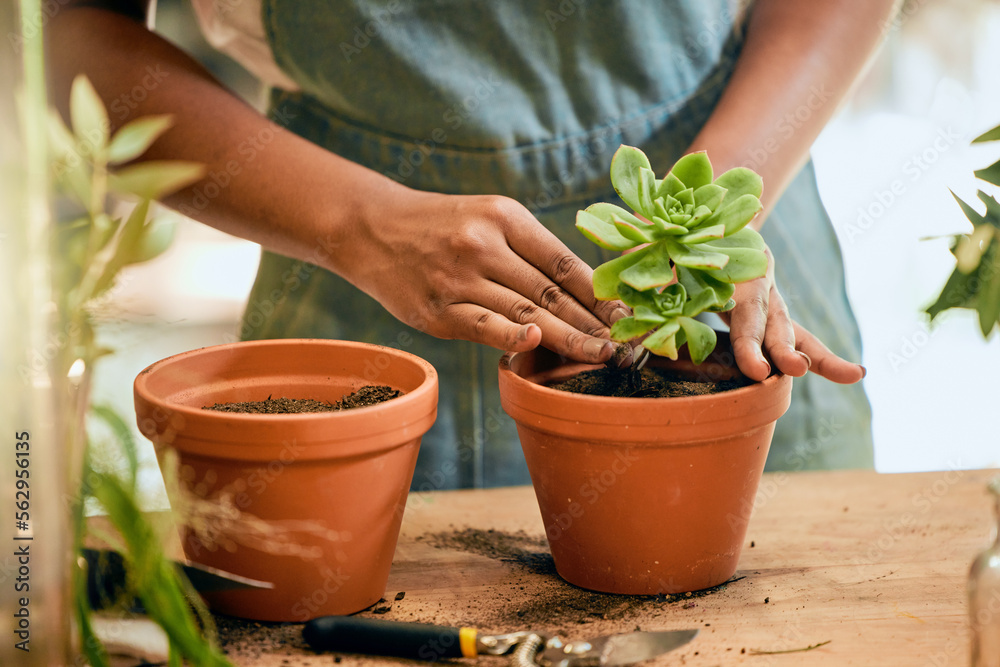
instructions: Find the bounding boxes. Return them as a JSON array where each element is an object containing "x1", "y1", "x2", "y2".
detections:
[
  {"x1": 339, "y1": 189, "x2": 628, "y2": 363},
  {"x1": 718, "y1": 247, "x2": 866, "y2": 384}
]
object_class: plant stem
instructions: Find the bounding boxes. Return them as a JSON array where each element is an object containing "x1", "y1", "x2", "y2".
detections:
[{"x1": 15, "y1": 0, "x2": 76, "y2": 663}]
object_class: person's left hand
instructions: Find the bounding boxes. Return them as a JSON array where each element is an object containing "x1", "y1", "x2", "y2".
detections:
[{"x1": 718, "y1": 246, "x2": 866, "y2": 384}]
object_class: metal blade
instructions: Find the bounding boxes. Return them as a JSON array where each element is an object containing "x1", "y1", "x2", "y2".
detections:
[
  {"x1": 539, "y1": 629, "x2": 698, "y2": 667},
  {"x1": 83, "y1": 547, "x2": 272, "y2": 610},
  {"x1": 179, "y1": 560, "x2": 274, "y2": 593},
  {"x1": 598, "y1": 629, "x2": 699, "y2": 666}
]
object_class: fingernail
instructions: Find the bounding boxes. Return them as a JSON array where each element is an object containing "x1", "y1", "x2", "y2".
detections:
[
  {"x1": 858, "y1": 364, "x2": 867, "y2": 379},
  {"x1": 611, "y1": 308, "x2": 630, "y2": 323},
  {"x1": 516, "y1": 324, "x2": 532, "y2": 343},
  {"x1": 758, "y1": 350, "x2": 771, "y2": 376},
  {"x1": 583, "y1": 338, "x2": 612, "y2": 361},
  {"x1": 797, "y1": 351, "x2": 812, "y2": 369}
]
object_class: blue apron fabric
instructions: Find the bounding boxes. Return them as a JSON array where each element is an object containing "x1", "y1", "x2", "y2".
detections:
[{"x1": 243, "y1": 0, "x2": 874, "y2": 489}]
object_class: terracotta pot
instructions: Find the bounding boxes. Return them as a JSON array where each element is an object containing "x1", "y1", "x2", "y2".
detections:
[
  {"x1": 134, "y1": 339, "x2": 437, "y2": 621},
  {"x1": 498, "y1": 333, "x2": 791, "y2": 595}
]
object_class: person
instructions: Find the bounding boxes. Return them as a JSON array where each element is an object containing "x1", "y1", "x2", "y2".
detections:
[{"x1": 49, "y1": 0, "x2": 896, "y2": 489}]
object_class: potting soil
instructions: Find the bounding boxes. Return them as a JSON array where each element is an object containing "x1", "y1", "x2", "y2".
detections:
[
  {"x1": 202, "y1": 385, "x2": 401, "y2": 413},
  {"x1": 549, "y1": 367, "x2": 753, "y2": 398}
]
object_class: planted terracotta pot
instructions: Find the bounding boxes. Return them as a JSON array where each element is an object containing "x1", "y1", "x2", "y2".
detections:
[
  {"x1": 498, "y1": 332, "x2": 791, "y2": 595},
  {"x1": 134, "y1": 339, "x2": 437, "y2": 621}
]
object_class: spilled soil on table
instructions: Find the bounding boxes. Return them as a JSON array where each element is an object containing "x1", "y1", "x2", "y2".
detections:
[
  {"x1": 208, "y1": 526, "x2": 747, "y2": 661},
  {"x1": 422, "y1": 527, "x2": 743, "y2": 629},
  {"x1": 549, "y1": 366, "x2": 752, "y2": 399}
]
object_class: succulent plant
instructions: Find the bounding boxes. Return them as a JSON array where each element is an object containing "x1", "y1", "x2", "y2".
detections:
[{"x1": 576, "y1": 145, "x2": 768, "y2": 363}]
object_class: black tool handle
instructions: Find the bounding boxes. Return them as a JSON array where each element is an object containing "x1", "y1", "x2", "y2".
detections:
[{"x1": 303, "y1": 616, "x2": 471, "y2": 661}]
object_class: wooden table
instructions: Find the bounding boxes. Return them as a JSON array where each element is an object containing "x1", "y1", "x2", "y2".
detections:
[{"x1": 210, "y1": 468, "x2": 998, "y2": 666}]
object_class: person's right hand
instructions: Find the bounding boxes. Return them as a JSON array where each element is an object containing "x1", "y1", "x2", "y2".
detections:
[{"x1": 337, "y1": 189, "x2": 628, "y2": 364}]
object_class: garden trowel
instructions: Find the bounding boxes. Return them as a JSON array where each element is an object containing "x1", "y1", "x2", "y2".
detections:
[
  {"x1": 83, "y1": 547, "x2": 272, "y2": 611},
  {"x1": 303, "y1": 616, "x2": 698, "y2": 666}
]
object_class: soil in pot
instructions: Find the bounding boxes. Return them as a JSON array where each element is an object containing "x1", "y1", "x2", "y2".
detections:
[
  {"x1": 202, "y1": 385, "x2": 402, "y2": 413},
  {"x1": 549, "y1": 366, "x2": 754, "y2": 398}
]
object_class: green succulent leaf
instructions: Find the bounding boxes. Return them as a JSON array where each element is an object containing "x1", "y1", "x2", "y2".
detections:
[
  {"x1": 632, "y1": 305, "x2": 668, "y2": 323},
  {"x1": 664, "y1": 238, "x2": 729, "y2": 270},
  {"x1": 688, "y1": 205, "x2": 714, "y2": 228},
  {"x1": 650, "y1": 216, "x2": 689, "y2": 238},
  {"x1": 586, "y1": 202, "x2": 647, "y2": 227},
  {"x1": 676, "y1": 266, "x2": 735, "y2": 316},
  {"x1": 610, "y1": 145, "x2": 652, "y2": 215},
  {"x1": 592, "y1": 245, "x2": 654, "y2": 299},
  {"x1": 110, "y1": 160, "x2": 205, "y2": 200},
  {"x1": 693, "y1": 183, "x2": 726, "y2": 210},
  {"x1": 703, "y1": 247, "x2": 767, "y2": 283},
  {"x1": 610, "y1": 316, "x2": 657, "y2": 341},
  {"x1": 108, "y1": 115, "x2": 174, "y2": 165},
  {"x1": 576, "y1": 209, "x2": 636, "y2": 251},
  {"x1": 642, "y1": 321, "x2": 682, "y2": 359},
  {"x1": 614, "y1": 216, "x2": 655, "y2": 244},
  {"x1": 675, "y1": 187, "x2": 695, "y2": 208},
  {"x1": 714, "y1": 167, "x2": 764, "y2": 199},
  {"x1": 711, "y1": 226, "x2": 768, "y2": 251},
  {"x1": 677, "y1": 223, "x2": 725, "y2": 245},
  {"x1": 616, "y1": 283, "x2": 657, "y2": 309},
  {"x1": 703, "y1": 193, "x2": 763, "y2": 235},
  {"x1": 696, "y1": 228, "x2": 768, "y2": 282},
  {"x1": 619, "y1": 243, "x2": 677, "y2": 291},
  {"x1": 655, "y1": 172, "x2": 685, "y2": 200},
  {"x1": 973, "y1": 123, "x2": 1000, "y2": 143},
  {"x1": 636, "y1": 167, "x2": 658, "y2": 217},
  {"x1": 653, "y1": 199, "x2": 670, "y2": 220},
  {"x1": 70, "y1": 74, "x2": 109, "y2": 156},
  {"x1": 677, "y1": 316, "x2": 717, "y2": 364},
  {"x1": 669, "y1": 151, "x2": 713, "y2": 190}
]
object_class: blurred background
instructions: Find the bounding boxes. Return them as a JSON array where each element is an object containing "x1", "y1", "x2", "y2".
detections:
[{"x1": 92, "y1": 0, "x2": 1000, "y2": 507}]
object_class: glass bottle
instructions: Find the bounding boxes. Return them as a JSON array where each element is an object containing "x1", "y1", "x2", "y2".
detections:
[{"x1": 969, "y1": 476, "x2": 1000, "y2": 666}]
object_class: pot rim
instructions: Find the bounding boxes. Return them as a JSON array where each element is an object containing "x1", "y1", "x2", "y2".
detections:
[
  {"x1": 499, "y1": 351, "x2": 786, "y2": 404},
  {"x1": 134, "y1": 339, "x2": 438, "y2": 456},
  {"x1": 136, "y1": 338, "x2": 436, "y2": 418},
  {"x1": 498, "y1": 338, "x2": 792, "y2": 440}
]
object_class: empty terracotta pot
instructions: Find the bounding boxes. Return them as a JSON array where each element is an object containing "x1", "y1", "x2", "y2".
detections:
[
  {"x1": 498, "y1": 333, "x2": 791, "y2": 595},
  {"x1": 134, "y1": 339, "x2": 437, "y2": 621}
]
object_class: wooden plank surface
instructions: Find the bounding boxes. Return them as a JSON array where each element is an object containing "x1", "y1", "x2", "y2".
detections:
[{"x1": 206, "y1": 468, "x2": 998, "y2": 666}]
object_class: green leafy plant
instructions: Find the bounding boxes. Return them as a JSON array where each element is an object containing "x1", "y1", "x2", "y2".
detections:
[
  {"x1": 926, "y1": 123, "x2": 1000, "y2": 337},
  {"x1": 576, "y1": 145, "x2": 768, "y2": 363},
  {"x1": 48, "y1": 74, "x2": 230, "y2": 666}
]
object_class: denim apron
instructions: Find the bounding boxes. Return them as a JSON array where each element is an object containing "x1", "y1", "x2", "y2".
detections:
[{"x1": 244, "y1": 0, "x2": 874, "y2": 489}]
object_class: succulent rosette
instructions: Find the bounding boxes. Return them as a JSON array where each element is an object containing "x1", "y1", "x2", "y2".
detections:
[{"x1": 576, "y1": 145, "x2": 768, "y2": 363}]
